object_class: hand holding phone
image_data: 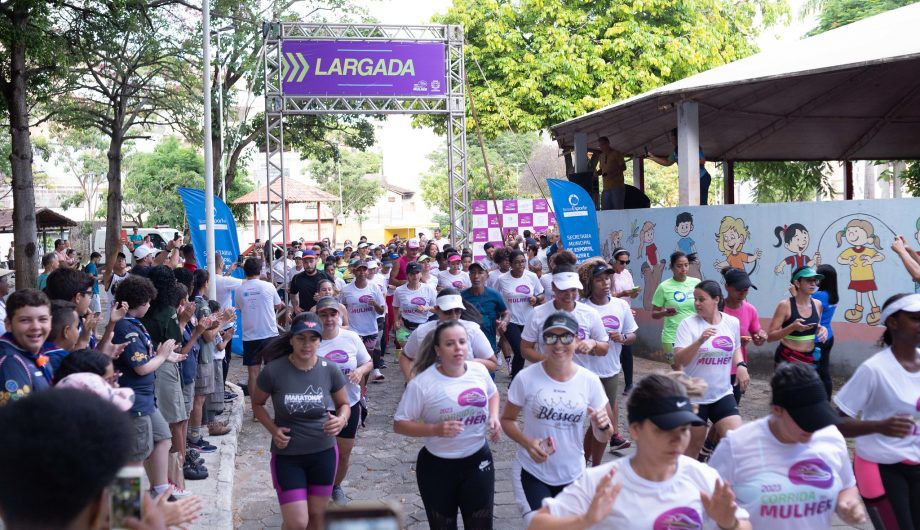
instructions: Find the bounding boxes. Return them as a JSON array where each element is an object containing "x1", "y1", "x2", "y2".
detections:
[{"x1": 110, "y1": 466, "x2": 143, "y2": 529}]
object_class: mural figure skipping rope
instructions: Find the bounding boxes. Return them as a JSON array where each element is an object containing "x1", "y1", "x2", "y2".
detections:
[
  {"x1": 836, "y1": 218, "x2": 886, "y2": 325},
  {"x1": 638, "y1": 220, "x2": 665, "y2": 310}
]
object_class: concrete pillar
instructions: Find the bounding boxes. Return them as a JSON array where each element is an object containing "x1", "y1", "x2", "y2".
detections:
[
  {"x1": 632, "y1": 157, "x2": 644, "y2": 191},
  {"x1": 574, "y1": 132, "x2": 589, "y2": 173},
  {"x1": 677, "y1": 101, "x2": 700, "y2": 205},
  {"x1": 864, "y1": 161, "x2": 876, "y2": 199},
  {"x1": 893, "y1": 161, "x2": 904, "y2": 198},
  {"x1": 723, "y1": 161, "x2": 735, "y2": 204}
]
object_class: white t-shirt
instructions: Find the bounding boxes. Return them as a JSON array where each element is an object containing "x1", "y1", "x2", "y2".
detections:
[
  {"x1": 437, "y1": 269, "x2": 471, "y2": 291},
  {"x1": 710, "y1": 417, "x2": 854, "y2": 530},
  {"x1": 393, "y1": 283, "x2": 437, "y2": 324},
  {"x1": 370, "y1": 273, "x2": 388, "y2": 315},
  {"x1": 537, "y1": 247, "x2": 549, "y2": 271},
  {"x1": 833, "y1": 347, "x2": 920, "y2": 464},
  {"x1": 402, "y1": 319, "x2": 495, "y2": 362},
  {"x1": 674, "y1": 313, "x2": 740, "y2": 404},
  {"x1": 432, "y1": 237, "x2": 449, "y2": 251},
  {"x1": 107, "y1": 272, "x2": 129, "y2": 310},
  {"x1": 544, "y1": 455, "x2": 749, "y2": 529},
  {"x1": 317, "y1": 329, "x2": 372, "y2": 406},
  {"x1": 497, "y1": 271, "x2": 544, "y2": 325},
  {"x1": 580, "y1": 297, "x2": 638, "y2": 378},
  {"x1": 540, "y1": 273, "x2": 554, "y2": 303},
  {"x1": 486, "y1": 269, "x2": 506, "y2": 289},
  {"x1": 394, "y1": 362, "x2": 497, "y2": 459},
  {"x1": 340, "y1": 282, "x2": 385, "y2": 336},
  {"x1": 215, "y1": 274, "x2": 243, "y2": 310},
  {"x1": 422, "y1": 274, "x2": 439, "y2": 291},
  {"x1": 521, "y1": 301, "x2": 608, "y2": 364},
  {"x1": 507, "y1": 362, "x2": 608, "y2": 485},
  {"x1": 238, "y1": 278, "x2": 281, "y2": 341}
]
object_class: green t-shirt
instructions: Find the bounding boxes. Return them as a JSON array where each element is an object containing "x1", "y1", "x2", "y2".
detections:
[{"x1": 651, "y1": 276, "x2": 701, "y2": 344}]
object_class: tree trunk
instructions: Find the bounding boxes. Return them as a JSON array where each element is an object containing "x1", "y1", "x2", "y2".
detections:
[
  {"x1": 3, "y1": 9, "x2": 39, "y2": 289},
  {"x1": 104, "y1": 130, "x2": 125, "y2": 271}
]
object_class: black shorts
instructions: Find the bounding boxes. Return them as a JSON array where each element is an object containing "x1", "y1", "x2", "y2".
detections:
[
  {"x1": 337, "y1": 402, "x2": 362, "y2": 440},
  {"x1": 243, "y1": 337, "x2": 272, "y2": 367},
  {"x1": 696, "y1": 394, "x2": 740, "y2": 425},
  {"x1": 270, "y1": 446, "x2": 338, "y2": 504}
]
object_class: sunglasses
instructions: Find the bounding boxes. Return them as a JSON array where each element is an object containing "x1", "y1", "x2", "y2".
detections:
[
  {"x1": 543, "y1": 332, "x2": 575, "y2": 345},
  {"x1": 617, "y1": 260, "x2": 630, "y2": 265}
]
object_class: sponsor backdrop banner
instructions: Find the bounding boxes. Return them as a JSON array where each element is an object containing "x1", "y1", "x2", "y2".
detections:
[
  {"x1": 597, "y1": 197, "x2": 920, "y2": 373},
  {"x1": 547, "y1": 178, "x2": 601, "y2": 262},
  {"x1": 471, "y1": 199, "x2": 556, "y2": 260},
  {"x1": 281, "y1": 40, "x2": 446, "y2": 97},
  {"x1": 178, "y1": 187, "x2": 244, "y2": 354}
]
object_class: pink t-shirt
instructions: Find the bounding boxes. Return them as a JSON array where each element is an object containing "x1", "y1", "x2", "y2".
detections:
[{"x1": 723, "y1": 301, "x2": 761, "y2": 373}]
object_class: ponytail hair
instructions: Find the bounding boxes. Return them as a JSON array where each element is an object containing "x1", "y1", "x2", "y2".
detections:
[
  {"x1": 412, "y1": 320, "x2": 466, "y2": 376},
  {"x1": 773, "y1": 223, "x2": 808, "y2": 248},
  {"x1": 260, "y1": 312, "x2": 313, "y2": 363},
  {"x1": 191, "y1": 269, "x2": 209, "y2": 299}
]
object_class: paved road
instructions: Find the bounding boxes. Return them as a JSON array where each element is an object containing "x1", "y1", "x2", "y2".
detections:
[{"x1": 230, "y1": 353, "x2": 858, "y2": 529}]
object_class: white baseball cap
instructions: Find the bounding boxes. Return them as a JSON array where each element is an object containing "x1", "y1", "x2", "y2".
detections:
[
  {"x1": 407, "y1": 238, "x2": 420, "y2": 249},
  {"x1": 133, "y1": 246, "x2": 159, "y2": 261},
  {"x1": 436, "y1": 294, "x2": 465, "y2": 311},
  {"x1": 552, "y1": 271, "x2": 583, "y2": 291},
  {"x1": 365, "y1": 259, "x2": 379, "y2": 269}
]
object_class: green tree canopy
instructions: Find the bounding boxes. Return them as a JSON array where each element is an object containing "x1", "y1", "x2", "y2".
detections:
[
  {"x1": 308, "y1": 148, "x2": 383, "y2": 221},
  {"x1": 805, "y1": 0, "x2": 918, "y2": 34},
  {"x1": 428, "y1": 0, "x2": 788, "y2": 136},
  {"x1": 420, "y1": 132, "x2": 539, "y2": 214}
]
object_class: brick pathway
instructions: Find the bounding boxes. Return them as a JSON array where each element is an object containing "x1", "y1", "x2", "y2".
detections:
[{"x1": 229, "y1": 353, "x2": 858, "y2": 529}]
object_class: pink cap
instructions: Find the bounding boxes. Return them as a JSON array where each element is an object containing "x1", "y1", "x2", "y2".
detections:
[
  {"x1": 447, "y1": 254, "x2": 461, "y2": 262},
  {"x1": 407, "y1": 238, "x2": 420, "y2": 249},
  {"x1": 56, "y1": 373, "x2": 135, "y2": 412}
]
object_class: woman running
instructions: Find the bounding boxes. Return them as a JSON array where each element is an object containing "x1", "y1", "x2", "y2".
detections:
[
  {"x1": 418, "y1": 255, "x2": 440, "y2": 291},
  {"x1": 502, "y1": 311, "x2": 612, "y2": 524},
  {"x1": 313, "y1": 297, "x2": 372, "y2": 506},
  {"x1": 610, "y1": 248, "x2": 640, "y2": 393},
  {"x1": 834, "y1": 293, "x2": 920, "y2": 530},
  {"x1": 530, "y1": 372, "x2": 752, "y2": 530},
  {"x1": 651, "y1": 251, "x2": 700, "y2": 367},
  {"x1": 767, "y1": 266, "x2": 828, "y2": 367},
  {"x1": 399, "y1": 288, "x2": 497, "y2": 381},
  {"x1": 710, "y1": 362, "x2": 866, "y2": 529},
  {"x1": 438, "y1": 252, "x2": 471, "y2": 292},
  {"x1": 394, "y1": 320, "x2": 501, "y2": 529},
  {"x1": 579, "y1": 258, "x2": 638, "y2": 458},
  {"x1": 251, "y1": 312, "x2": 350, "y2": 530},
  {"x1": 309, "y1": 279, "x2": 349, "y2": 328},
  {"x1": 394, "y1": 261, "x2": 437, "y2": 340},
  {"x1": 812, "y1": 264, "x2": 839, "y2": 398},
  {"x1": 673, "y1": 280, "x2": 748, "y2": 459},
  {"x1": 496, "y1": 250, "x2": 544, "y2": 378},
  {"x1": 721, "y1": 268, "x2": 766, "y2": 404}
]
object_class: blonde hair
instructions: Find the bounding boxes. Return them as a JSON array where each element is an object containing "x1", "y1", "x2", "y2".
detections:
[
  {"x1": 835, "y1": 219, "x2": 882, "y2": 249},
  {"x1": 715, "y1": 216, "x2": 750, "y2": 255},
  {"x1": 577, "y1": 257, "x2": 607, "y2": 299},
  {"x1": 638, "y1": 221, "x2": 655, "y2": 257}
]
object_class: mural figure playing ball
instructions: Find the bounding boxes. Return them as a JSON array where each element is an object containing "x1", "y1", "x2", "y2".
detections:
[
  {"x1": 773, "y1": 222, "x2": 821, "y2": 275},
  {"x1": 713, "y1": 216, "x2": 762, "y2": 273},
  {"x1": 836, "y1": 219, "x2": 885, "y2": 325}
]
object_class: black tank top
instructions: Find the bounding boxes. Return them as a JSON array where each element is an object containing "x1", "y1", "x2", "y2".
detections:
[{"x1": 782, "y1": 296, "x2": 819, "y2": 341}]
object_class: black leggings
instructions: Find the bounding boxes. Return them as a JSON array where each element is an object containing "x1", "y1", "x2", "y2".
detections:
[
  {"x1": 815, "y1": 336, "x2": 835, "y2": 399},
  {"x1": 505, "y1": 323, "x2": 526, "y2": 379},
  {"x1": 520, "y1": 468, "x2": 567, "y2": 512},
  {"x1": 416, "y1": 443, "x2": 494, "y2": 530},
  {"x1": 620, "y1": 344, "x2": 633, "y2": 390},
  {"x1": 863, "y1": 462, "x2": 920, "y2": 530}
]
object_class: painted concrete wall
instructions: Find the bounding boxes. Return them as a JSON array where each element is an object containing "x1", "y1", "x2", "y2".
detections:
[{"x1": 597, "y1": 198, "x2": 920, "y2": 376}]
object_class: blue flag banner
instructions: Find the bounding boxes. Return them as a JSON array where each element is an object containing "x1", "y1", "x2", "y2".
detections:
[
  {"x1": 547, "y1": 179, "x2": 602, "y2": 262},
  {"x1": 178, "y1": 187, "x2": 245, "y2": 354}
]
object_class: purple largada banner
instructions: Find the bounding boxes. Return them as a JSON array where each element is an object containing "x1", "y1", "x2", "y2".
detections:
[{"x1": 281, "y1": 40, "x2": 447, "y2": 97}]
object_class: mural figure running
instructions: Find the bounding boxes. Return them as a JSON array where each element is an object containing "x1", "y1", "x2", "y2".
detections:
[
  {"x1": 836, "y1": 218, "x2": 886, "y2": 325},
  {"x1": 713, "y1": 216, "x2": 762, "y2": 273},
  {"x1": 773, "y1": 222, "x2": 821, "y2": 275}
]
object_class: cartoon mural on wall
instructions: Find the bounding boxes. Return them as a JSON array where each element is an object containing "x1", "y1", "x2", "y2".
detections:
[
  {"x1": 595, "y1": 197, "x2": 920, "y2": 372},
  {"x1": 713, "y1": 216, "x2": 763, "y2": 273},
  {"x1": 637, "y1": 220, "x2": 665, "y2": 310},
  {"x1": 835, "y1": 218, "x2": 886, "y2": 325},
  {"x1": 602, "y1": 229, "x2": 624, "y2": 260},
  {"x1": 773, "y1": 222, "x2": 820, "y2": 274}
]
